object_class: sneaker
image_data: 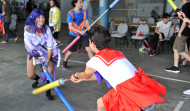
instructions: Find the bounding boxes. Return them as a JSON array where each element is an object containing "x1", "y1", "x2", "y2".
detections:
[
  {"x1": 32, "y1": 80, "x2": 39, "y2": 88},
  {"x1": 56, "y1": 41, "x2": 63, "y2": 47},
  {"x1": 62, "y1": 61, "x2": 68, "y2": 69},
  {"x1": 77, "y1": 49, "x2": 85, "y2": 53},
  {"x1": 183, "y1": 89, "x2": 190, "y2": 95},
  {"x1": 14, "y1": 37, "x2": 19, "y2": 43},
  {"x1": 179, "y1": 61, "x2": 186, "y2": 67},
  {"x1": 1, "y1": 41, "x2": 8, "y2": 44},
  {"x1": 150, "y1": 50, "x2": 156, "y2": 56},
  {"x1": 165, "y1": 66, "x2": 180, "y2": 73},
  {"x1": 144, "y1": 44, "x2": 150, "y2": 49}
]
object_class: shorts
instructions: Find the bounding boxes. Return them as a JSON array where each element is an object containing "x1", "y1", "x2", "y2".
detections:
[
  {"x1": 50, "y1": 27, "x2": 59, "y2": 40},
  {"x1": 173, "y1": 35, "x2": 188, "y2": 53},
  {"x1": 68, "y1": 34, "x2": 89, "y2": 52},
  {"x1": 187, "y1": 37, "x2": 190, "y2": 49}
]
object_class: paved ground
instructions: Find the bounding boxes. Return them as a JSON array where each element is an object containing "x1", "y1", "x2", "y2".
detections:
[{"x1": 0, "y1": 20, "x2": 190, "y2": 111}]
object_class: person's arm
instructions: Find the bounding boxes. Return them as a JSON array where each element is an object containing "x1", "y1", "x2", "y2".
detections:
[
  {"x1": 82, "y1": 0, "x2": 88, "y2": 10},
  {"x1": 46, "y1": 49, "x2": 52, "y2": 63},
  {"x1": 155, "y1": 27, "x2": 161, "y2": 35},
  {"x1": 178, "y1": 21, "x2": 186, "y2": 37},
  {"x1": 85, "y1": 11, "x2": 90, "y2": 30},
  {"x1": 85, "y1": 20, "x2": 90, "y2": 30},
  {"x1": 183, "y1": 18, "x2": 190, "y2": 28},
  {"x1": 45, "y1": 27, "x2": 55, "y2": 62},
  {"x1": 71, "y1": 65, "x2": 97, "y2": 83},
  {"x1": 53, "y1": 9, "x2": 61, "y2": 30},
  {"x1": 2, "y1": 5, "x2": 5, "y2": 16}
]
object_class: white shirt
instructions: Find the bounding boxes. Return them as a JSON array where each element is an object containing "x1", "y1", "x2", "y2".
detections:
[
  {"x1": 49, "y1": 7, "x2": 57, "y2": 26},
  {"x1": 157, "y1": 21, "x2": 172, "y2": 38},
  {"x1": 87, "y1": 57, "x2": 137, "y2": 90},
  {"x1": 83, "y1": 0, "x2": 93, "y2": 24}
]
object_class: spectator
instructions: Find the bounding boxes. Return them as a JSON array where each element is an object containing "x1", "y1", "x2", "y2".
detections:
[
  {"x1": 149, "y1": 13, "x2": 173, "y2": 56},
  {"x1": 49, "y1": 0, "x2": 62, "y2": 47},
  {"x1": 177, "y1": 11, "x2": 190, "y2": 95},
  {"x1": 165, "y1": 0, "x2": 190, "y2": 73},
  {"x1": 0, "y1": 0, "x2": 19, "y2": 44},
  {"x1": 26, "y1": 0, "x2": 33, "y2": 17}
]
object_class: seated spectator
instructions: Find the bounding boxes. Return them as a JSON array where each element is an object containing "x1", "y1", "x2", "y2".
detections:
[{"x1": 149, "y1": 13, "x2": 173, "y2": 56}]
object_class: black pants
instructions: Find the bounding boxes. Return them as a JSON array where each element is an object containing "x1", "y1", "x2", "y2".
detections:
[{"x1": 150, "y1": 33, "x2": 165, "y2": 50}]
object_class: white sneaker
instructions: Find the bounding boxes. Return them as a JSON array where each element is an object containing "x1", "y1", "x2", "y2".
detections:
[
  {"x1": 56, "y1": 41, "x2": 63, "y2": 47},
  {"x1": 183, "y1": 89, "x2": 190, "y2": 95}
]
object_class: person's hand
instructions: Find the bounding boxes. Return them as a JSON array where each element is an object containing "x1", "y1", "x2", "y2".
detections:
[
  {"x1": 177, "y1": 11, "x2": 184, "y2": 19},
  {"x1": 37, "y1": 57, "x2": 43, "y2": 62},
  {"x1": 71, "y1": 73, "x2": 82, "y2": 83},
  {"x1": 54, "y1": 25, "x2": 56, "y2": 30},
  {"x1": 86, "y1": 27, "x2": 91, "y2": 31},
  {"x1": 180, "y1": 11, "x2": 186, "y2": 18},
  {"x1": 183, "y1": 17, "x2": 190, "y2": 23},
  {"x1": 178, "y1": 32, "x2": 182, "y2": 37},
  {"x1": 159, "y1": 34, "x2": 163, "y2": 40},
  {"x1": 79, "y1": 30, "x2": 85, "y2": 35}
]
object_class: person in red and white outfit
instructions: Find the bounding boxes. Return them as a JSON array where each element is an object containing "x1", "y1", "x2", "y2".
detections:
[{"x1": 71, "y1": 26, "x2": 166, "y2": 111}]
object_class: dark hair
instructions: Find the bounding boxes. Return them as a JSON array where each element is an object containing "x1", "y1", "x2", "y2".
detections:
[
  {"x1": 162, "y1": 13, "x2": 171, "y2": 18},
  {"x1": 87, "y1": 26, "x2": 111, "y2": 50},
  {"x1": 25, "y1": 9, "x2": 47, "y2": 34},
  {"x1": 71, "y1": 0, "x2": 78, "y2": 7},
  {"x1": 50, "y1": 0, "x2": 60, "y2": 8}
]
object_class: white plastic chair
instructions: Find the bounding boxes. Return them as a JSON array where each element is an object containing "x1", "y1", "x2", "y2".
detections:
[
  {"x1": 147, "y1": 17, "x2": 155, "y2": 24},
  {"x1": 131, "y1": 24, "x2": 149, "y2": 48},
  {"x1": 111, "y1": 23, "x2": 128, "y2": 46},
  {"x1": 132, "y1": 18, "x2": 140, "y2": 23}
]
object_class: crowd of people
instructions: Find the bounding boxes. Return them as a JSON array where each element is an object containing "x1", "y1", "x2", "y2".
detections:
[{"x1": 1, "y1": 0, "x2": 190, "y2": 110}]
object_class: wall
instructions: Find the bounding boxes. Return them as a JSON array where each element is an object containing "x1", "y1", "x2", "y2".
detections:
[{"x1": 60, "y1": 0, "x2": 73, "y2": 23}]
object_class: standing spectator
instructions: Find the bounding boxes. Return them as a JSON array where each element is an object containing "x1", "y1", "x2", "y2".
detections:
[
  {"x1": 49, "y1": 0, "x2": 62, "y2": 47},
  {"x1": 0, "y1": 0, "x2": 19, "y2": 44},
  {"x1": 11, "y1": 0, "x2": 18, "y2": 14},
  {"x1": 165, "y1": 0, "x2": 190, "y2": 73},
  {"x1": 149, "y1": 13, "x2": 173, "y2": 56},
  {"x1": 83, "y1": 0, "x2": 93, "y2": 24},
  {"x1": 62, "y1": 0, "x2": 93, "y2": 69},
  {"x1": 177, "y1": 11, "x2": 190, "y2": 95},
  {"x1": 26, "y1": 0, "x2": 33, "y2": 17}
]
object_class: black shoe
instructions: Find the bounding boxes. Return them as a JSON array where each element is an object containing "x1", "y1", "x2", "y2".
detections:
[
  {"x1": 46, "y1": 80, "x2": 54, "y2": 100},
  {"x1": 32, "y1": 74, "x2": 39, "y2": 88},
  {"x1": 62, "y1": 61, "x2": 68, "y2": 69},
  {"x1": 46, "y1": 89, "x2": 54, "y2": 100},
  {"x1": 165, "y1": 66, "x2": 180, "y2": 73},
  {"x1": 32, "y1": 80, "x2": 39, "y2": 88}
]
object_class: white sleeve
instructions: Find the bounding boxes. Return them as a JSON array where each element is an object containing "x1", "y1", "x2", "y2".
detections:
[
  {"x1": 157, "y1": 21, "x2": 161, "y2": 28},
  {"x1": 86, "y1": 57, "x2": 99, "y2": 70}
]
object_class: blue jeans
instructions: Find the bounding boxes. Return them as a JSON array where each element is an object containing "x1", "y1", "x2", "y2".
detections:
[{"x1": 4, "y1": 22, "x2": 17, "y2": 42}]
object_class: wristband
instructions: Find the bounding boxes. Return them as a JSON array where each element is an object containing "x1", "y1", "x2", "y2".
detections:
[
  {"x1": 44, "y1": 62, "x2": 49, "y2": 68},
  {"x1": 73, "y1": 73, "x2": 79, "y2": 79}
]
